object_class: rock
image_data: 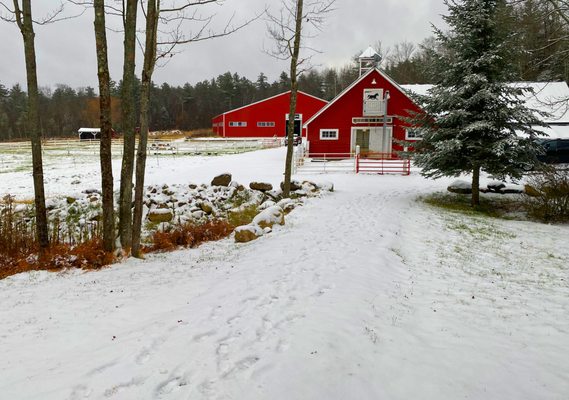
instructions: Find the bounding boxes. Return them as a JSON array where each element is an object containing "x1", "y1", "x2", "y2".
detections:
[
  {"x1": 277, "y1": 198, "x2": 296, "y2": 213},
  {"x1": 192, "y1": 210, "x2": 205, "y2": 219},
  {"x1": 252, "y1": 206, "x2": 285, "y2": 229},
  {"x1": 265, "y1": 189, "x2": 283, "y2": 202},
  {"x1": 66, "y1": 197, "x2": 76, "y2": 204},
  {"x1": 234, "y1": 224, "x2": 264, "y2": 243},
  {"x1": 249, "y1": 182, "x2": 273, "y2": 192},
  {"x1": 211, "y1": 173, "x2": 232, "y2": 187},
  {"x1": 147, "y1": 209, "x2": 173, "y2": 223},
  {"x1": 199, "y1": 201, "x2": 214, "y2": 214},
  {"x1": 189, "y1": 183, "x2": 198, "y2": 190},
  {"x1": 259, "y1": 200, "x2": 276, "y2": 210},
  {"x1": 83, "y1": 189, "x2": 101, "y2": 195},
  {"x1": 524, "y1": 184, "x2": 540, "y2": 197},
  {"x1": 177, "y1": 201, "x2": 187, "y2": 207},
  {"x1": 302, "y1": 181, "x2": 319, "y2": 193},
  {"x1": 280, "y1": 180, "x2": 302, "y2": 191},
  {"x1": 291, "y1": 190, "x2": 308, "y2": 198},
  {"x1": 71, "y1": 180, "x2": 81, "y2": 185},
  {"x1": 319, "y1": 181, "x2": 334, "y2": 192},
  {"x1": 447, "y1": 180, "x2": 472, "y2": 194},
  {"x1": 499, "y1": 185, "x2": 524, "y2": 194},
  {"x1": 487, "y1": 181, "x2": 506, "y2": 192}
]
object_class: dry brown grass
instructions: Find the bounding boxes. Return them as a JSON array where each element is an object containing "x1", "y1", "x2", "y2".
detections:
[
  {"x1": 144, "y1": 219, "x2": 233, "y2": 253},
  {"x1": 0, "y1": 239, "x2": 116, "y2": 280},
  {"x1": 1, "y1": 195, "x2": 237, "y2": 280}
]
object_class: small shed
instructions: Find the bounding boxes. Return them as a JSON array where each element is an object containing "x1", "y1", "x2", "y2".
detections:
[
  {"x1": 78, "y1": 128, "x2": 101, "y2": 140},
  {"x1": 211, "y1": 91, "x2": 328, "y2": 139}
]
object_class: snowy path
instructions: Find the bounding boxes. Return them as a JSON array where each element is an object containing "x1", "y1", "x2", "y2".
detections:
[{"x1": 1, "y1": 148, "x2": 568, "y2": 399}]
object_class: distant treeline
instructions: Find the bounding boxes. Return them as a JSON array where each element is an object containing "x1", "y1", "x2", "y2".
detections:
[
  {"x1": 0, "y1": 67, "x2": 360, "y2": 140},
  {"x1": 1, "y1": 0, "x2": 567, "y2": 141}
]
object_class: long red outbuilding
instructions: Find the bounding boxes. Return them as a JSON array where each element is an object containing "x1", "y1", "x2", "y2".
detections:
[{"x1": 211, "y1": 91, "x2": 328, "y2": 139}]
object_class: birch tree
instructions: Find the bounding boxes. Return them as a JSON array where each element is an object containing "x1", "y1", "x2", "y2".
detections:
[
  {"x1": 0, "y1": 1, "x2": 68, "y2": 254},
  {"x1": 131, "y1": 0, "x2": 261, "y2": 257},
  {"x1": 93, "y1": 0, "x2": 115, "y2": 252},
  {"x1": 118, "y1": 0, "x2": 138, "y2": 252},
  {"x1": 266, "y1": 0, "x2": 335, "y2": 198}
]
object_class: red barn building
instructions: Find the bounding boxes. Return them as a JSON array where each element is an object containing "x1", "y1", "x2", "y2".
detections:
[
  {"x1": 303, "y1": 66, "x2": 423, "y2": 158},
  {"x1": 211, "y1": 91, "x2": 328, "y2": 139}
]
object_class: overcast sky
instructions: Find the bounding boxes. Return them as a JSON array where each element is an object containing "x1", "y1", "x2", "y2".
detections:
[{"x1": 0, "y1": 0, "x2": 447, "y2": 90}]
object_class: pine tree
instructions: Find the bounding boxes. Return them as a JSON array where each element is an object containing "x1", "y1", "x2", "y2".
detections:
[{"x1": 411, "y1": 0, "x2": 546, "y2": 206}]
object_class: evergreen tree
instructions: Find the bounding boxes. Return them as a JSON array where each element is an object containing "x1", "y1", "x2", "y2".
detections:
[{"x1": 411, "y1": 0, "x2": 546, "y2": 206}]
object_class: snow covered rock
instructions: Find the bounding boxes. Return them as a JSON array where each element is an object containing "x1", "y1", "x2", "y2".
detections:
[
  {"x1": 199, "y1": 201, "x2": 214, "y2": 214},
  {"x1": 234, "y1": 224, "x2": 264, "y2": 243},
  {"x1": 318, "y1": 181, "x2": 334, "y2": 192},
  {"x1": 211, "y1": 173, "x2": 232, "y2": 187},
  {"x1": 259, "y1": 200, "x2": 276, "y2": 210},
  {"x1": 447, "y1": 180, "x2": 472, "y2": 194},
  {"x1": 487, "y1": 180, "x2": 506, "y2": 193},
  {"x1": 499, "y1": 184, "x2": 525, "y2": 194},
  {"x1": 280, "y1": 180, "x2": 302, "y2": 191},
  {"x1": 252, "y1": 206, "x2": 285, "y2": 229},
  {"x1": 249, "y1": 182, "x2": 273, "y2": 192},
  {"x1": 147, "y1": 208, "x2": 173, "y2": 223}
]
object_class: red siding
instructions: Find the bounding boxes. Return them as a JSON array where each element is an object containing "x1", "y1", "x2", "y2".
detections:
[
  {"x1": 305, "y1": 70, "x2": 422, "y2": 157},
  {"x1": 211, "y1": 91, "x2": 327, "y2": 138}
]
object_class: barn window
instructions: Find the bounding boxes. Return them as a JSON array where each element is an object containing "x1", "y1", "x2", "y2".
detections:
[
  {"x1": 229, "y1": 122, "x2": 247, "y2": 127},
  {"x1": 405, "y1": 128, "x2": 423, "y2": 140},
  {"x1": 363, "y1": 89, "x2": 385, "y2": 116},
  {"x1": 320, "y1": 129, "x2": 339, "y2": 140},
  {"x1": 257, "y1": 121, "x2": 275, "y2": 127},
  {"x1": 352, "y1": 117, "x2": 392, "y2": 124}
]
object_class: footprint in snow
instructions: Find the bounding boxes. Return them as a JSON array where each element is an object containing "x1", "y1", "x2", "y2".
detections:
[
  {"x1": 68, "y1": 384, "x2": 92, "y2": 400},
  {"x1": 155, "y1": 375, "x2": 189, "y2": 397}
]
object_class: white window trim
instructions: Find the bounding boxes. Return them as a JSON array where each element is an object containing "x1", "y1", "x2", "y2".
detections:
[
  {"x1": 229, "y1": 121, "x2": 247, "y2": 127},
  {"x1": 405, "y1": 128, "x2": 423, "y2": 140},
  {"x1": 257, "y1": 121, "x2": 275, "y2": 127},
  {"x1": 352, "y1": 117, "x2": 392, "y2": 124},
  {"x1": 320, "y1": 129, "x2": 339, "y2": 141}
]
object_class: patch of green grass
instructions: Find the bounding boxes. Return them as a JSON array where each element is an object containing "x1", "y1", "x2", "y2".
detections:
[
  {"x1": 421, "y1": 192, "x2": 524, "y2": 220},
  {"x1": 447, "y1": 220, "x2": 516, "y2": 240}
]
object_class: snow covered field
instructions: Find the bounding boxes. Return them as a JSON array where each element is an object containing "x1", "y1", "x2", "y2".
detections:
[{"x1": 0, "y1": 147, "x2": 568, "y2": 399}]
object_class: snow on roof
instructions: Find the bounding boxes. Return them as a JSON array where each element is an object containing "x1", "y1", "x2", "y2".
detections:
[
  {"x1": 78, "y1": 128, "x2": 100, "y2": 133},
  {"x1": 401, "y1": 82, "x2": 569, "y2": 124},
  {"x1": 540, "y1": 124, "x2": 569, "y2": 139},
  {"x1": 359, "y1": 46, "x2": 381, "y2": 59}
]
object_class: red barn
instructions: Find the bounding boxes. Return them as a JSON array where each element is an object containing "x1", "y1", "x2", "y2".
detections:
[
  {"x1": 303, "y1": 67, "x2": 423, "y2": 158},
  {"x1": 211, "y1": 91, "x2": 328, "y2": 139}
]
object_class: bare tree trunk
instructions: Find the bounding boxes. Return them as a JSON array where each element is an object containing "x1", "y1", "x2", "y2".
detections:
[
  {"x1": 14, "y1": 0, "x2": 49, "y2": 253},
  {"x1": 132, "y1": 0, "x2": 158, "y2": 258},
  {"x1": 94, "y1": 0, "x2": 115, "y2": 252},
  {"x1": 282, "y1": 0, "x2": 303, "y2": 198},
  {"x1": 118, "y1": 0, "x2": 138, "y2": 252},
  {"x1": 471, "y1": 164, "x2": 481, "y2": 207}
]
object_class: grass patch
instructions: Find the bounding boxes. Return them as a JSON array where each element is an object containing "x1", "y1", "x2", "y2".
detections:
[{"x1": 421, "y1": 192, "x2": 525, "y2": 220}]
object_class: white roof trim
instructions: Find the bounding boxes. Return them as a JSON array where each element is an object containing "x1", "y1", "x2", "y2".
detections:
[
  {"x1": 212, "y1": 90, "x2": 327, "y2": 119},
  {"x1": 304, "y1": 68, "x2": 417, "y2": 128}
]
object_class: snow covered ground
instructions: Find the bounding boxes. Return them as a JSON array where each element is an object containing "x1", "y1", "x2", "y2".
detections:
[{"x1": 0, "y1": 147, "x2": 568, "y2": 399}]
